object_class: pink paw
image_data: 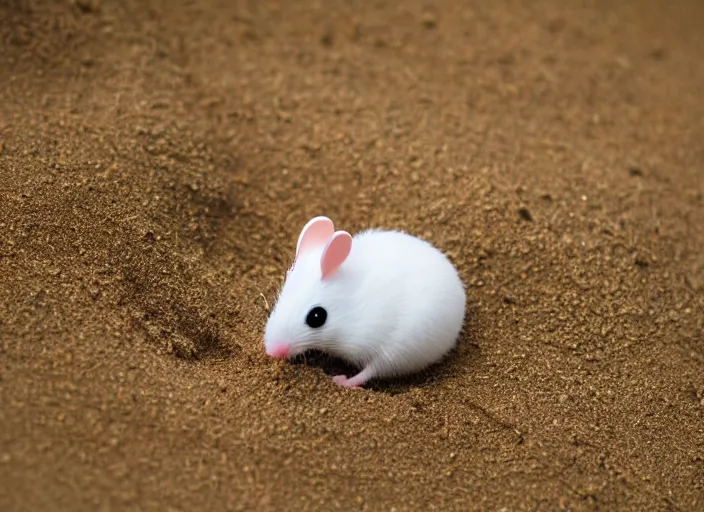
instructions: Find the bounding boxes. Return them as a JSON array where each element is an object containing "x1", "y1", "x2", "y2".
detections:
[{"x1": 331, "y1": 375, "x2": 361, "y2": 388}]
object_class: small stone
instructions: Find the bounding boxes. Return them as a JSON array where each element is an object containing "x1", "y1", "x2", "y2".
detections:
[
  {"x1": 518, "y1": 207, "x2": 533, "y2": 221},
  {"x1": 421, "y1": 12, "x2": 437, "y2": 29},
  {"x1": 634, "y1": 255, "x2": 649, "y2": 268},
  {"x1": 74, "y1": 0, "x2": 100, "y2": 14}
]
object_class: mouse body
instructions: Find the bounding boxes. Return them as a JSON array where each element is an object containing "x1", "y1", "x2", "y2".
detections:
[{"x1": 264, "y1": 216, "x2": 466, "y2": 388}]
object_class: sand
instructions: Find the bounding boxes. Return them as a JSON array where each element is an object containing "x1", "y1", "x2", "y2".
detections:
[{"x1": 1, "y1": 0, "x2": 703, "y2": 510}]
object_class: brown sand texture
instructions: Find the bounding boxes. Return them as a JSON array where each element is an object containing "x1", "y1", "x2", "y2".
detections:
[{"x1": 1, "y1": 0, "x2": 703, "y2": 511}]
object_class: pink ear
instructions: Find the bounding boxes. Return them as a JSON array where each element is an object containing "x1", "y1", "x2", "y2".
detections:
[
  {"x1": 320, "y1": 231, "x2": 352, "y2": 280},
  {"x1": 294, "y1": 216, "x2": 334, "y2": 265}
]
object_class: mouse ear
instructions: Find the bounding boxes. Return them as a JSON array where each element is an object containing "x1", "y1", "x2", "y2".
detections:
[
  {"x1": 320, "y1": 231, "x2": 352, "y2": 280},
  {"x1": 293, "y1": 216, "x2": 335, "y2": 266}
]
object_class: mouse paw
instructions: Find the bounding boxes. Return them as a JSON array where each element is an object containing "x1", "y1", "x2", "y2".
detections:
[{"x1": 331, "y1": 375, "x2": 361, "y2": 388}]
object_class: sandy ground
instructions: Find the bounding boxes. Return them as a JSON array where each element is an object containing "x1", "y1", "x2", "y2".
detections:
[{"x1": 1, "y1": 0, "x2": 703, "y2": 510}]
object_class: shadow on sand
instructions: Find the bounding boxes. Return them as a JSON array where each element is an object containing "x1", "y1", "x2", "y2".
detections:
[{"x1": 289, "y1": 341, "x2": 481, "y2": 395}]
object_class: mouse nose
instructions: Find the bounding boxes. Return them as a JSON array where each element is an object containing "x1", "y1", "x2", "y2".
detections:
[{"x1": 266, "y1": 342, "x2": 291, "y2": 360}]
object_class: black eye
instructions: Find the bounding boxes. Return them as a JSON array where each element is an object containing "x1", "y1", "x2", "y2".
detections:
[{"x1": 306, "y1": 306, "x2": 327, "y2": 328}]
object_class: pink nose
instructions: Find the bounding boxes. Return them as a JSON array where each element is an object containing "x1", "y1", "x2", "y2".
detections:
[{"x1": 266, "y1": 343, "x2": 291, "y2": 360}]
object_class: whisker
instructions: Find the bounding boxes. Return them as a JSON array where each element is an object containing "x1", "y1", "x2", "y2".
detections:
[{"x1": 259, "y1": 293, "x2": 270, "y2": 312}]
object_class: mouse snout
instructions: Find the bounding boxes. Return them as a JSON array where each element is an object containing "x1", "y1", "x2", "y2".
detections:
[{"x1": 266, "y1": 342, "x2": 291, "y2": 360}]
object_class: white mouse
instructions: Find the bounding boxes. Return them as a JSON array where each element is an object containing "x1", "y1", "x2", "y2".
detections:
[{"x1": 263, "y1": 216, "x2": 466, "y2": 388}]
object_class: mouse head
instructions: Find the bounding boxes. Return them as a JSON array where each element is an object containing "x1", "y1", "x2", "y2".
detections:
[{"x1": 264, "y1": 216, "x2": 353, "y2": 360}]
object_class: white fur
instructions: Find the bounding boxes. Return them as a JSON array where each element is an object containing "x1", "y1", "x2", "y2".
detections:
[{"x1": 264, "y1": 229, "x2": 466, "y2": 384}]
